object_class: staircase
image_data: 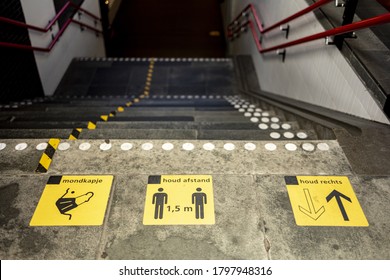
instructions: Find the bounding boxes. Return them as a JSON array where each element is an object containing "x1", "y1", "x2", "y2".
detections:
[
  {"x1": 0, "y1": 57, "x2": 324, "y2": 142},
  {"x1": 1, "y1": 56, "x2": 389, "y2": 261}
]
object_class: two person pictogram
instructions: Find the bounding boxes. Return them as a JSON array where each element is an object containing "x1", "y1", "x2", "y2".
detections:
[{"x1": 152, "y1": 187, "x2": 207, "y2": 219}]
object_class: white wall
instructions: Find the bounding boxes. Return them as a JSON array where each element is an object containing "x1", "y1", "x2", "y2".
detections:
[
  {"x1": 227, "y1": 0, "x2": 389, "y2": 124},
  {"x1": 20, "y1": 0, "x2": 106, "y2": 96}
]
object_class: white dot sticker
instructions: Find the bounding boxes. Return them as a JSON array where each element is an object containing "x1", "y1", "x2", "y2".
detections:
[
  {"x1": 250, "y1": 117, "x2": 259, "y2": 123},
  {"x1": 259, "y1": 123, "x2": 269, "y2": 130},
  {"x1": 244, "y1": 143, "x2": 256, "y2": 151},
  {"x1": 255, "y1": 108, "x2": 262, "y2": 112},
  {"x1": 0, "y1": 143, "x2": 7, "y2": 150},
  {"x1": 100, "y1": 142, "x2": 112, "y2": 151},
  {"x1": 79, "y1": 142, "x2": 91, "y2": 151},
  {"x1": 261, "y1": 117, "x2": 270, "y2": 123},
  {"x1": 15, "y1": 143, "x2": 28, "y2": 151},
  {"x1": 142, "y1": 143, "x2": 154, "y2": 151},
  {"x1": 244, "y1": 112, "x2": 252, "y2": 117},
  {"x1": 282, "y1": 123, "x2": 292, "y2": 130},
  {"x1": 121, "y1": 143, "x2": 133, "y2": 151},
  {"x1": 247, "y1": 108, "x2": 254, "y2": 112},
  {"x1": 203, "y1": 143, "x2": 215, "y2": 151},
  {"x1": 270, "y1": 123, "x2": 280, "y2": 129},
  {"x1": 283, "y1": 132, "x2": 295, "y2": 139},
  {"x1": 302, "y1": 143, "x2": 315, "y2": 152},
  {"x1": 239, "y1": 108, "x2": 245, "y2": 112},
  {"x1": 36, "y1": 143, "x2": 48, "y2": 150},
  {"x1": 253, "y1": 112, "x2": 261, "y2": 117},
  {"x1": 265, "y1": 143, "x2": 277, "y2": 151},
  {"x1": 271, "y1": 117, "x2": 280, "y2": 123},
  {"x1": 270, "y1": 132, "x2": 281, "y2": 139},
  {"x1": 162, "y1": 143, "x2": 174, "y2": 151},
  {"x1": 285, "y1": 143, "x2": 297, "y2": 151},
  {"x1": 58, "y1": 142, "x2": 70, "y2": 151},
  {"x1": 234, "y1": 105, "x2": 240, "y2": 109},
  {"x1": 182, "y1": 143, "x2": 195, "y2": 151},
  {"x1": 317, "y1": 143, "x2": 330, "y2": 151},
  {"x1": 297, "y1": 132, "x2": 308, "y2": 139},
  {"x1": 224, "y1": 143, "x2": 235, "y2": 151},
  {"x1": 262, "y1": 112, "x2": 270, "y2": 117}
]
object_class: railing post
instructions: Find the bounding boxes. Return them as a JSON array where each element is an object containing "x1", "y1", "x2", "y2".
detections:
[{"x1": 334, "y1": 0, "x2": 359, "y2": 49}]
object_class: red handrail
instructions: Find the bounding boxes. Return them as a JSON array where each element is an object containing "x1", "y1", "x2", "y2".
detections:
[
  {"x1": 0, "y1": 1, "x2": 102, "y2": 52},
  {"x1": 0, "y1": 1, "x2": 100, "y2": 33},
  {"x1": 240, "y1": 13, "x2": 390, "y2": 53},
  {"x1": 0, "y1": 19, "x2": 102, "y2": 52},
  {"x1": 228, "y1": 0, "x2": 333, "y2": 35}
]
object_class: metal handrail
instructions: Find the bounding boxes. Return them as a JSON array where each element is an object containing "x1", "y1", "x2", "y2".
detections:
[
  {"x1": 227, "y1": 0, "x2": 333, "y2": 36},
  {"x1": 239, "y1": 13, "x2": 390, "y2": 53},
  {"x1": 0, "y1": 19, "x2": 102, "y2": 52},
  {"x1": 0, "y1": 1, "x2": 100, "y2": 32},
  {"x1": 0, "y1": 1, "x2": 102, "y2": 52}
]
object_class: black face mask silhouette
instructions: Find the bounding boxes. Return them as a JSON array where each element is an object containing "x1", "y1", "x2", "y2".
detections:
[{"x1": 56, "y1": 188, "x2": 94, "y2": 220}]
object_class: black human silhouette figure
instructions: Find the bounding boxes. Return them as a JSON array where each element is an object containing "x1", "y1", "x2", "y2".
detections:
[
  {"x1": 192, "y1": 187, "x2": 207, "y2": 219},
  {"x1": 152, "y1": 188, "x2": 168, "y2": 219},
  {"x1": 56, "y1": 188, "x2": 94, "y2": 220}
]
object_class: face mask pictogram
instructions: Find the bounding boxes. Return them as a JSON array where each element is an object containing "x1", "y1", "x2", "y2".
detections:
[{"x1": 56, "y1": 188, "x2": 94, "y2": 220}]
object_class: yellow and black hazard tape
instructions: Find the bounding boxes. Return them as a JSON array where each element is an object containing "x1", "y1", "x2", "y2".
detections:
[
  {"x1": 69, "y1": 128, "x2": 82, "y2": 140},
  {"x1": 35, "y1": 138, "x2": 61, "y2": 173},
  {"x1": 36, "y1": 58, "x2": 156, "y2": 173}
]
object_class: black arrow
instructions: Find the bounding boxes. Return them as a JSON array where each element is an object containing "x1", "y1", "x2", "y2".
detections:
[{"x1": 326, "y1": 190, "x2": 352, "y2": 221}]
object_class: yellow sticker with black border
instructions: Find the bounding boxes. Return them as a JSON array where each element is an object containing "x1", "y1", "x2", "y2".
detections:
[
  {"x1": 285, "y1": 176, "x2": 368, "y2": 226},
  {"x1": 30, "y1": 175, "x2": 113, "y2": 226},
  {"x1": 143, "y1": 175, "x2": 215, "y2": 225}
]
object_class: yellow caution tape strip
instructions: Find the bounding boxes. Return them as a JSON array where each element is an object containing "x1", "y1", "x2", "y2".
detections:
[
  {"x1": 69, "y1": 128, "x2": 82, "y2": 140},
  {"x1": 36, "y1": 58, "x2": 156, "y2": 173},
  {"x1": 35, "y1": 138, "x2": 60, "y2": 173}
]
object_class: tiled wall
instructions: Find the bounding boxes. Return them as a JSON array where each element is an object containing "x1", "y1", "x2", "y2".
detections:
[{"x1": 227, "y1": 0, "x2": 389, "y2": 124}]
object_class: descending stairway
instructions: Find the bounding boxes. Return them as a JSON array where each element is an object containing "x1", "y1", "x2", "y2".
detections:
[
  {"x1": 0, "y1": 57, "x2": 328, "y2": 142},
  {"x1": 3, "y1": 56, "x2": 389, "y2": 261}
]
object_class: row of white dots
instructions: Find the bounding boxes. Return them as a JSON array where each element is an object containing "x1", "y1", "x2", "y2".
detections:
[
  {"x1": 0, "y1": 142, "x2": 330, "y2": 152},
  {"x1": 150, "y1": 95, "x2": 223, "y2": 99},
  {"x1": 227, "y1": 97, "x2": 310, "y2": 139},
  {"x1": 78, "y1": 57, "x2": 231, "y2": 63}
]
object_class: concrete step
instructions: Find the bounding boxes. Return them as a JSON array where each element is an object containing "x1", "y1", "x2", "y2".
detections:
[
  {"x1": 7, "y1": 115, "x2": 196, "y2": 122},
  {"x1": 97, "y1": 121, "x2": 260, "y2": 130},
  {"x1": 1, "y1": 109, "x2": 243, "y2": 119},
  {"x1": 0, "y1": 120, "x2": 300, "y2": 132},
  {"x1": 0, "y1": 129, "x2": 72, "y2": 139},
  {"x1": 79, "y1": 129, "x2": 198, "y2": 139},
  {"x1": 0, "y1": 121, "x2": 88, "y2": 129},
  {"x1": 198, "y1": 129, "x2": 317, "y2": 140}
]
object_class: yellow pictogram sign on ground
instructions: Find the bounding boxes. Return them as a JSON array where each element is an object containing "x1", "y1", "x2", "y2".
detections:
[
  {"x1": 30, "y1": 175, "x2": 113, "y2": 226},
  {"x1": 143, "y1": 175, "x2": 215, "y2": 225},
  {"x1": 285, "y1": 176, "x2": 368, "y2": 226}
]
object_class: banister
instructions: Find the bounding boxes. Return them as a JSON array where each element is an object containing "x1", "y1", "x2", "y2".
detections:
[
  {"x1": 262, "y1": 0, "x2": 333, "y2": 33},
  {"x1": 0, "y1": 19, "x2": 102, "y2": 52},
  {"x1": 228, "y1": 0, "x2": 333, "y2": 35},
  {"x1": 0, "y1": 1, "x2": 100, "y2": 33},
  {"x1": 0, "y1": 1, "x2": 102, "y2": 52},
  {"x1": 240, "y1": 13, "x2": 390, "y2": 53}
]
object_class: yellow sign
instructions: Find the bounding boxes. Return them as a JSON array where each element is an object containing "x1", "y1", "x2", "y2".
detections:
[
  {"x1": 30, "y1": 175, "x2": 113, "y2": 226},
  {"x1": 143, "y1": 175, "x2": 215, "y2": 225},
  {"x1": 285, "y1": 176, "x2": 368, "y2": 226}
]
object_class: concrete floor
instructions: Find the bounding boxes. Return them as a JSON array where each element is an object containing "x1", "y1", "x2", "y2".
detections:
[{"x1": 1, "y1": 139, "x2": 389, "y2": 259}]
